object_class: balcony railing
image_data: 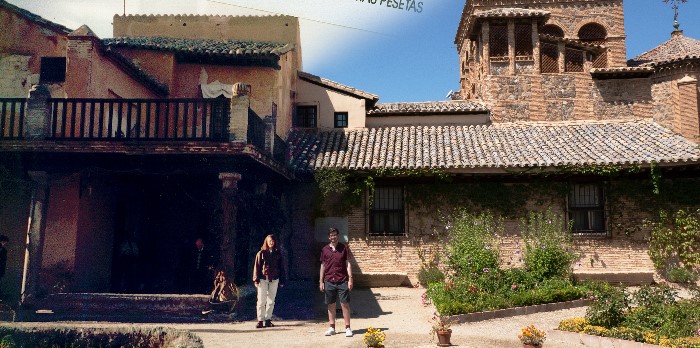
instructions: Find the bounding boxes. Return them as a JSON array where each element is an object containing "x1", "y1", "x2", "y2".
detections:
[
  {"x1": 49, "y1": 98, "x2": 230, "y2": 141},
  {"x1": 0, "y1": 98, "x2": 26, "y2": 139}
]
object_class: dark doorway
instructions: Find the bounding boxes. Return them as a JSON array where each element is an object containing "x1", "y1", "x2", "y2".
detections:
[{"x1": 110, "y1": 173, "x2": 220, "y2": 294}]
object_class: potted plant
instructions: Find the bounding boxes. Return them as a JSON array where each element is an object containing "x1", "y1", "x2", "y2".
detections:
[
  {"x1": 518, "y1": 324, "x2": 546, "y2": 348},
  {"x1": 430, "y1": 312, "x2": 454, "y2": 347},
  {"x1": 363, "y1": 326, "x2": 386, "y2": 347}
]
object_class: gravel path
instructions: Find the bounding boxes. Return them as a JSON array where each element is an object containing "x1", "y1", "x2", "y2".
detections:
[{"x1": 4, "y1": 284, "x2": 589, "y2": 347}]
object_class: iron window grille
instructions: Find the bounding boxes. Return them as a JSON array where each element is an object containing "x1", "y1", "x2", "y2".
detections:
[
  {"x1": 369, "y1": 186, "x2": 405, "y2": 236},
  {"x1": 515, "y1": 23, "x2": 533, "y2": 58},
  {"x1": 489, "y1": 24, "x2": 508, "y2": 59},
  {"x1": 568, "y1": 184, "x2": 606, "y2": 235},
  {"x1": 295, "y1": 105, "x2": 317, "y2": 128}
]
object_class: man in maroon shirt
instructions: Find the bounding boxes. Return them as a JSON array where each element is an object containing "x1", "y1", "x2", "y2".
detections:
[{"x1": 319, "y1": 227, "x2": 354, "y2": 337}]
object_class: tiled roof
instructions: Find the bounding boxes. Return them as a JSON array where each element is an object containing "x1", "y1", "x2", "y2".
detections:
[
  {"x1": 473, "y1": 8, "x2": 550, "y2": 19},
  {"x1": 298, "y1": 71, "x2": 378, "y2": 101},
  {"x1": 368, "y1": 101, "x2": 488, "y2": 116},
  {"x1": 102, "y1": 37, "x2": 293, "y2": 67},
  {"x1": 539, "y1": 34, "x2": 605, "y2": 52},
  {"x1": 590, "y1": 66, "x2": 655, "y2": 79},
  {"x1": 286, "y1": 120, "x2": 700, "y2": 173},
  {"x1": 629, "y1": 31, "x2": 700, "y2": 67},
  {"x1": 0, "y1": 0, "x2": 72, "y2": 34}
]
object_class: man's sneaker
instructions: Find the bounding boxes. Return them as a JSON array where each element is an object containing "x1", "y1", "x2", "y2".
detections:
[
  {"x1": 345, "y1": 328, "x2": 353, "y2": 337},
  {"x1": 324, "y1": 327, "x2": 336, "y2": 336}
]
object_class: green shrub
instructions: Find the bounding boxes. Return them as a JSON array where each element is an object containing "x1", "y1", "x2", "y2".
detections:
[
  {"x1": 657, "y1": 299, "x2": 700, "y2": 338},
  {"x1": 0, "y1": 334, "x2": 16, "y2": 348},
  {"x1": 521, "y1": 210, "x2": 578, "y2": 280},
  {"x1": 418, "y1": 266, "x2": 445, "y2": 286},
  {"x1": 667, "y1": 267, "x2": 699, "y2": 284},
  {"x1": 585, "y1": 284, "x2": 629, "y2": 328},
  {"x1": 445, "y1": 211, "x2": 502, "y2": 279},
  {"x1": 632, "y1": 285, "x2": 678, "y2": 308},
  {"x1": 0, "y1": 326, "x2": 203, "y2": 348},
  {"x1": 557, "y1": 317, "x2": 588, "y2": 332}
]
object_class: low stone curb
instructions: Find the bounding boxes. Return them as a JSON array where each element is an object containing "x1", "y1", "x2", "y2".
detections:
[
  {"x1": 549, "y1": 329, "x2": 663, "y2": 348},
  {"x1": 449, "y1": 299, "x2": 590, "y2": 323}
]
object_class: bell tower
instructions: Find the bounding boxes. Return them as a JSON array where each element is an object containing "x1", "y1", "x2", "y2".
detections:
[{"x1": 455, "y1": 0, "x2": 626, "y2": 100}]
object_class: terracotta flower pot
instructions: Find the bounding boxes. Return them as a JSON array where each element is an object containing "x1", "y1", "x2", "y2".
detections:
[
  {"x1": 523, "y1": 344, "x2": 542, "y2": 348},
  {"x1": 436, "y1": 329, "x2": 452, "y2": 347}
]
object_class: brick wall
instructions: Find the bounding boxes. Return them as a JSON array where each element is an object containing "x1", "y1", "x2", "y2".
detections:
[
  {"x1": 318, "y1": 178, "x2": 696, "y2": 285},
  {"x1": 483, "y1": 72, "x2": 653, "y2": 122}
]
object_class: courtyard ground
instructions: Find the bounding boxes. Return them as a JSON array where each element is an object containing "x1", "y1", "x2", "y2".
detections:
[{"x1": 7, "y1": 281, "x2": 590, "y2": 347}]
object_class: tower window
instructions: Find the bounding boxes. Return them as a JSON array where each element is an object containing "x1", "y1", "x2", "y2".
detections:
[{"x1": 489, "y1": 24, "x2": 508, "y2": 58}]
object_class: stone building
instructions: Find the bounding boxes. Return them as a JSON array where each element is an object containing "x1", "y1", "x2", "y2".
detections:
[
  {"x1": 0, "y1": 0, "x2": 699, "y2": 312},
  {"x1": 288, "y1": 0, "x2": 700, "y2": 286}
]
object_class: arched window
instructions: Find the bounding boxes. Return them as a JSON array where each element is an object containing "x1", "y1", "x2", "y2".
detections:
[
  {"x1": 541, "y1": 24, "x2": 564, "y2": 38},
  {"x1": 578, "y1": 23, "x2": 607, "y2": 68},
  {"x1": 578, "y1": 23, "x2": 606, "y2": 42}
]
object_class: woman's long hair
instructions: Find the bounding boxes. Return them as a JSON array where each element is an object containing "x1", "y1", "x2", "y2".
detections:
[{"x1": 260, "y1": 234, "x2": 280, "y2": 252}]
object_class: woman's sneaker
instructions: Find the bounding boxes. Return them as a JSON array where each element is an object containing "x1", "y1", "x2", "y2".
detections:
[
  {"x1": 324, "y1": 327, "x2": 336, "y2": 336},
  {"x1": 345, "y1": 328, "x2": 353, "y2": 337}
]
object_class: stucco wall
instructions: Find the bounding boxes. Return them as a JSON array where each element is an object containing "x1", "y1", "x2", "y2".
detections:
[
  {"x1": 296, "y1": 79, "x2": 367, "y2": 129},
  {"x1": 173, "y1": 63, "x2": 281, "y2": 124},
  {"x1": 112, "y1": 14, "x2": 302, "y2": 75},
  {"x1": 65, "y1": 37, "x2": 158, "y2": 98},
  {"x1": 42, "y1": 174, "x2": 80, "y2": 272},
  {"x1": 0, "y1": 8, "x2": 68, "y2": 98},
  {"x1": 113, "y1": 48, "x2": 176, "y2": 88}
]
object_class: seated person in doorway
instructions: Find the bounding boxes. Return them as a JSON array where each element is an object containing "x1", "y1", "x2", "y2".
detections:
[
  {"x1": 209, "y1": 270, "x2": 239, "y2": 313},
  {"x1": 186, "y1": 237, "x2": 217, "y2": 294}
]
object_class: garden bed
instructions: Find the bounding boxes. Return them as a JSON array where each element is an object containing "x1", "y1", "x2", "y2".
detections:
[
  {"x1": 450, "y1": 299, "x2": 589, "y2": 323},
  {"x1": 549, "y1": 329, "x2": 663, "y2": 348}
]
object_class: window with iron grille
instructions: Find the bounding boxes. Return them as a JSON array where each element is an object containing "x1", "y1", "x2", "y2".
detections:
[
  {"x1": 541, "y1": 24, "x2": 564, "y2": 38},
  {"x1": 211, "y1": 95, "x2": 230, "y2": 140},
  {"x1": 565, "y1": 48, "x2": 584, "y2": 72},
  {"x1": 568, "y1": 184, "x2": 606, "y2": 234},
  {"x1": 334, "y1": 112, "x2": 348, "y2": 128},
  {"x1": 489, "y1": 24, "x2": 508, "y2": 58},
  {"x1": 370, "y1": 186, "x2": 405, "y2": 236},
  {"x1": 579, "y1": 22, "x2": 607, "y2": 68},
  {"x1": 40, "y1": 57, "x2": 66, "y2": 83},
  {"x1": 591, "y1": 50, "x2": 608, "y2": 68},
  {"x1": 515, "y1": 23, "x2": 533, "y2": 57},
  {"x1": 295, "y1": 105, "x2": 317, "y2": 128},
  {"x1": 578, "y1": 23, "x2": 606, "y2": 42},
  {"x1": 540, "y1": 42, "x2": 559, "y2": 73}
]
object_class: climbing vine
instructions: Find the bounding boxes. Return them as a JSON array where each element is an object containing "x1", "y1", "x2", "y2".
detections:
[{"x1": 312, "y1": 164, "x2": 700, "y2": 239}]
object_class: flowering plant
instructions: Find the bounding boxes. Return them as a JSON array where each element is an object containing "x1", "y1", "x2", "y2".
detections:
[
  {"x1": 363, "y1": 326, "x2": 385, "y2": 347},
  {"x1": 430, "y1": 312, "x2": 454, "y2": 334},
  {"x1": 518, "y1": 325, "x2": 546, "y2": 346}
]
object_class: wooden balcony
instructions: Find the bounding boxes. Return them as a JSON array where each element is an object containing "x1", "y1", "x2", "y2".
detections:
[{"x1": 0, "y1": 95, "x2": 287, "y2": 164}]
